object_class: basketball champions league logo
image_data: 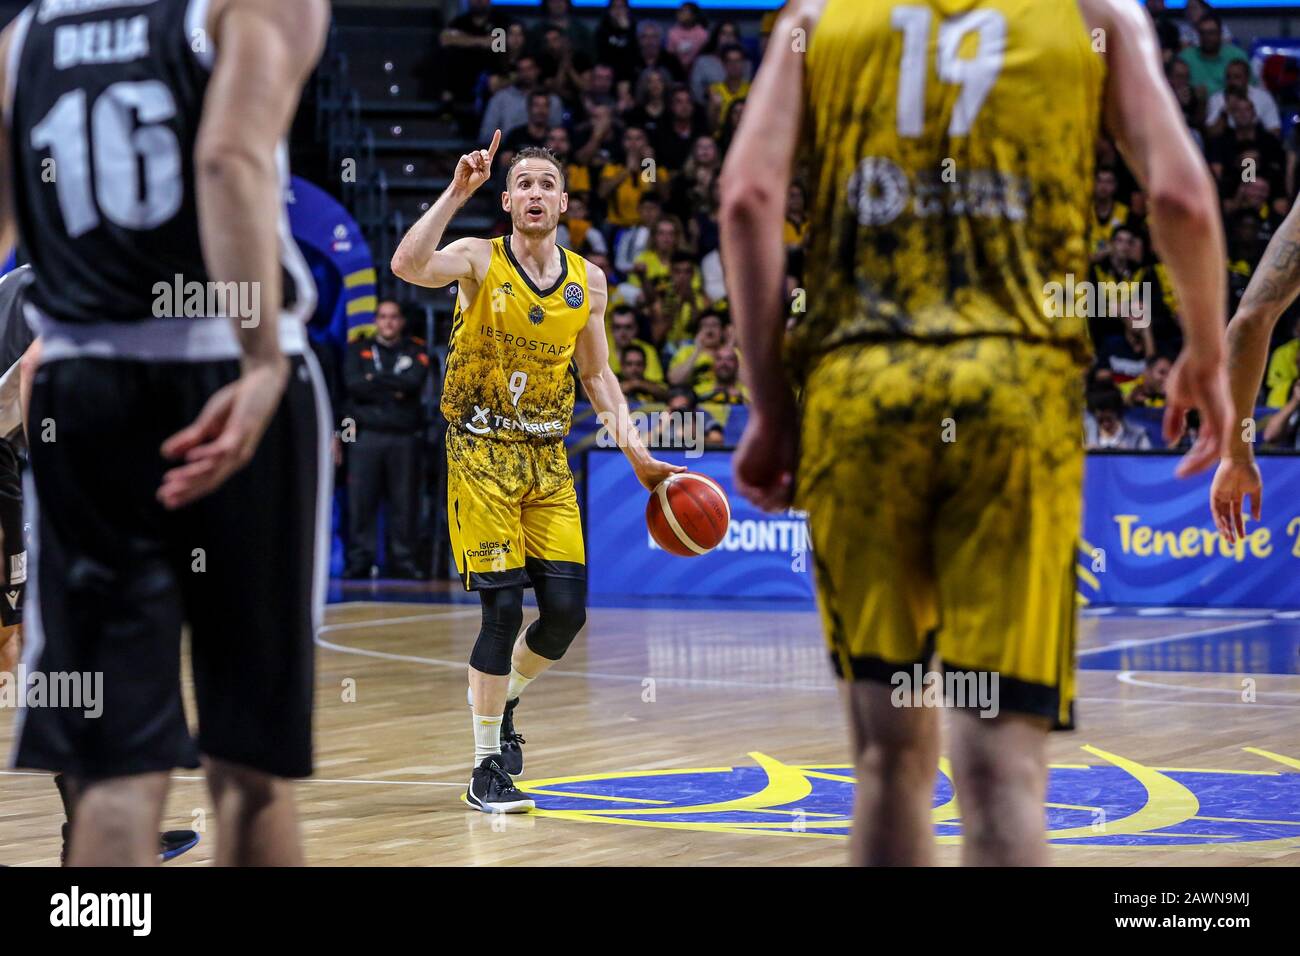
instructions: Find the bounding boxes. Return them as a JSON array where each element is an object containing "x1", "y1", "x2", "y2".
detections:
[{"x1": 511, "y1": 749, "x2": 1300, "y2": 848}]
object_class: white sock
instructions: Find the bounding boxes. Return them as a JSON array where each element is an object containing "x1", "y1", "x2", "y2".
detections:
[
  {"x1": 473, "y1": 712, "x2": 502, "y2": 766},
  {"x1": 507, "y1": 667, "x2": 535, "y2": 702}
]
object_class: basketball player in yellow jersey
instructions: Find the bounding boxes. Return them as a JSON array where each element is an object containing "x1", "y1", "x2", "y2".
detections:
[
  {"x1": 392, "y1": 132, "x2": 683, "y2": 812},
  {"x1": 721, "y1": 0, "x2": 1233, "y2": 865}
]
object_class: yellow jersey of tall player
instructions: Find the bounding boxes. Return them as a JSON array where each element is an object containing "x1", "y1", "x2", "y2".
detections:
[
  {"x1": 789, "y1": 0, "x2": 1103, "y2": 375},
  {"x1": 789, "y1": 0, "x2": 1104, "y2": 730}
]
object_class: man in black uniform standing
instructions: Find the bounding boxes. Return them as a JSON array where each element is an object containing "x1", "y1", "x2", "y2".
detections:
[
  {"x1": 344, "y1": 299, "x2": 430, "y2": 579},
  {"x1": 0, "y1": 264, "x2": 198, "y2": 863},
  {"x1": 1, "y1": 0, "x2": 330, "y2": 866}
]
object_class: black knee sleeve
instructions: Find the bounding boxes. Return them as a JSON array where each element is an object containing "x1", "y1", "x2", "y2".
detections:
[
  {"x1": 523, "y1": 576, "x2": 587, "y2": 661},
  {"x1": 469, "y1": 587, "x2": 524, "y2": 676}
]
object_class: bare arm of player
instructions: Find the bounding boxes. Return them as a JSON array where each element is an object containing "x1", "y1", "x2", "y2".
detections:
[
  {"x1": 1208, "y1": 201, "x2": 1300, "y2": 541},
  {"x1": 18, "y1": 337, "x2": 39, "y2": 439},
  {"x1": 575, "y1": 267, "x2": 685, "y2": 492},
  {"x1": 1085, "y1": 0, "x2": 1232, "y2": 479},
  {"x1": 158, "y1": 0, "x2": 330, "y2": 510},
  {"x1": 391, "y1": 130, "x2": 501, "y2": 289},
  {"x1": 716, "y1": 0, "x2": 820, "y2": 513}
]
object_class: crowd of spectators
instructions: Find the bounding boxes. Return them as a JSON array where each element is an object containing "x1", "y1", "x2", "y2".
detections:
[
  {"x1": 434, "y1": 0, "x2": 1300, "y2": 454},
  {"x1": 1087, "y1": 0, "x2": 1300, "y2": 450},
  {"x1": 435, "y1": 0, "x2": 790, "y2": 432}
]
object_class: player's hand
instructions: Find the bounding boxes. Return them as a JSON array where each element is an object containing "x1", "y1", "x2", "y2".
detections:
[
  {"x1": 734, "y1": 404, "x2": 798, "y2": 513},
  {"x1": 1163, "y1": 352, "x2": 1232, "y2": 478},
  {"x1": 157, "y1": 357, "x2": 290, "y2": 510},
  {"x1": 453, "y1": 128, "x2": 501, "y2": 195},
  {"x1": 1210, "y1": 456, "x2": 1263, "y2": 544},
  {"x1": 636, "y1": 456, "x2": 687, "y2": 492}
]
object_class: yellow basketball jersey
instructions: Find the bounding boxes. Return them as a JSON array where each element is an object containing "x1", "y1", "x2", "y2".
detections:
[
  {"x1": 442, "y1": 236, "x2": 591, "y2": 441},
  {"x1": 790, "y1": 0, "x2": 1105, "y2": 375}
]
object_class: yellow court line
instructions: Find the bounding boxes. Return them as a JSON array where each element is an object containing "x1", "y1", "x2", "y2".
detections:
[
  {"x1": 1195, "y1": 815, "x2": 1300, "y2": 827},
  {"x1": 520, "y1": 788, "x2": 671, "y2": 805},
  {"x1": 1046, "y1": 802, "x2": 1103, "y2": 812},
  {"x1": 791, "y1": 764, "x2": 853, "y2": 770},
  {"x1": 1152, "y1": 767, "x2": 1279, "y2": 776},
  {"x1": 801, "y1": 770, "x2": 855, "y2": 783},
  {"x1": 1244, "y1": 747, "x2": 1300, "y2": 772}
]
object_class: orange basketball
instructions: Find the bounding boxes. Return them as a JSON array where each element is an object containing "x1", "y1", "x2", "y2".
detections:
[{"x1": 646, "y1": 472, "x2": 731, "y2": 557}]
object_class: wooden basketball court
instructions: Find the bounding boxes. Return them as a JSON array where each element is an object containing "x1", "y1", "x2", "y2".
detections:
[{"x1": 2, "y1": 587, "x2": 1298, "y2": 866}]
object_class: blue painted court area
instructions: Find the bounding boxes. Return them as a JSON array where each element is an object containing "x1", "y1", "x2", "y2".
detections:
[{"x1": 1079, "y1": 609, "x2": 1300, "y2": 675}]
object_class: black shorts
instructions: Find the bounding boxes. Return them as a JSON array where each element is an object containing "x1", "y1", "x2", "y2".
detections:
[
  {"x1": 12, "y1": 352, "x2": 329, "y2": 780},
  {"x1": 0, "y1": 436, "x2": 25, "y2": 627}
]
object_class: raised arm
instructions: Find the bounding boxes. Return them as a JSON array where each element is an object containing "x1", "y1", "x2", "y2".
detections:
[
  {"x1": 391, "y1": 129, "x2": 500, "y2": 289},
  {"x1": 573, "y1": 266, "x2": 684, "y2": 491},
  {"x1": 1084, "y1": 0, "x2": 1232, "y2": 479}
]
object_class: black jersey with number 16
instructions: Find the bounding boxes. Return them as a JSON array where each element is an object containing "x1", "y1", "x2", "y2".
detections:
[{"x1": 5, "y1": 0, "x2": 304, "y2": 326}]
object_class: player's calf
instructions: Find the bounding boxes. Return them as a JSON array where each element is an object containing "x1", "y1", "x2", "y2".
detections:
[{"x1": 948, "y1": 709, "x2": 1051, "y2": 866}]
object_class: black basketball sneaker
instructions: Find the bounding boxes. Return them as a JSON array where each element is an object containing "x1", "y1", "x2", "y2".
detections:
[
  {"x1": 466, "y1": 755, "x2": 535, "y2": 813},
  {"x1": 500, "y1": 698, "x2": 525, "y2": 776},
  {"x1": 60, "y1": 825, "x2": 200, "y2": 864}
]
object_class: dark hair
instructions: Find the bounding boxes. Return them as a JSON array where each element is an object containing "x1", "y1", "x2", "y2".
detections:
[
  {"x1": 670, "y1": 251, "x2": 696, "y2": 267},
  {"x1": 692, "y1": 309, "x2": 726, "y2": 333},
  {"x1": 719, "y1": 42, "x2": 746, "y2": 62},
  {"x1": 667, "y1": 385, "x2": 698, "y2": 406},
  {"x1": 702, "y1": 20, "x2": 739, "y2": 56},
  {"x1": 621, "y1": 344, "x2": 647, "y2": 363},
  {"x1": 1088, "y1": 388, "x2": 1124, "y2": 416},
  {"x1": 611, "y1": 304, "x2": 638, "y2": 321},
  {"x1": 509, "y1": 145, "x2": 566, "y2": 189},
  {"x1": 1198, "y1": 12, "x2": 1222, "y2": 29}
]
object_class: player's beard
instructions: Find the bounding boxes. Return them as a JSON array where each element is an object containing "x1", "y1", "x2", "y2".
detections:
[{"x1": 512, "y1": 205, "x2": 560, "y2": 238}]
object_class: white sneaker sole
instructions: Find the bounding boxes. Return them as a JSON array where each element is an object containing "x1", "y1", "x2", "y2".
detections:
[{"x1": 467, "y1": 794, "x2": 536, "y2": 814}]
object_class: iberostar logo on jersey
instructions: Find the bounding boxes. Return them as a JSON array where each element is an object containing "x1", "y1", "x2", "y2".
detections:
[{"x1": 516, "y1": 748, "x2": 1300, "y2": 848}]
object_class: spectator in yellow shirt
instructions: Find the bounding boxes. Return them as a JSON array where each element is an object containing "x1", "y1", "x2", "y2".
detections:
[
  {"x1": 696, "y1": 346, "x2": 747, "y2": 405},
  {"x1": 784, "y1": 182, "x2": 809, "y2": 249},
  {"x1": 668, "y1": 309, "x2": 731, "y2": 394},
  {"x1": 598, "y1": 126, "x2": 670, "y2": 228},
  {"x1": 1088, "y1": 167, "x2": 1129, "y2": 263},
  {"x1": 607, "y1": 305, "x2": 665, "y2": 383},
  {"x1": 546, "y1": 125, "x2": 591, "y2": 196},
  {"x1": 708, "y1": 44, "x2": 751, "y2": 132},
  {"x1": 1265, "y1": 315, "x2": 1300, "y2": 407},
  {"x1": 658, "y1": 252, "x2": 709, "y2": 343},
  {"x1": 631, "y1": 217, "x2": 684, "y2": 293}
]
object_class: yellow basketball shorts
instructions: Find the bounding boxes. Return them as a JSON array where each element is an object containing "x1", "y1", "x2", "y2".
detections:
[
  {"x1": 796, "y1": 337, "x2": 1085, "y2": 729},
  {"x1": 446, "y1": 426, "x2": 586, "y2": 590}
]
